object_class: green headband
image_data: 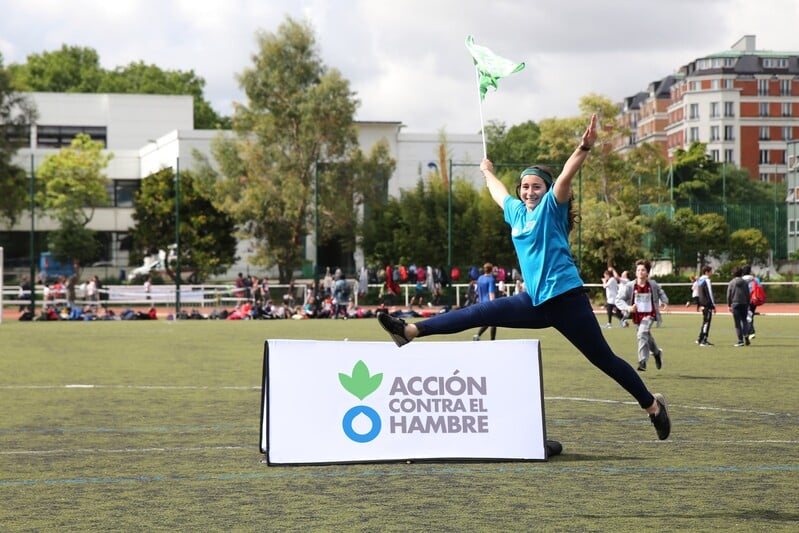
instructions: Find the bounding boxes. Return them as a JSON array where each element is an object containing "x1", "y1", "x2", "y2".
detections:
[{"x1": 519, "y1": 167, "x2": 553, "y2": 188}]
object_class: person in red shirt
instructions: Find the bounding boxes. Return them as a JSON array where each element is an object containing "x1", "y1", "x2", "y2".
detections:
[{"x1": 616, "y1": 259, "x2": 669, "y2": 372}]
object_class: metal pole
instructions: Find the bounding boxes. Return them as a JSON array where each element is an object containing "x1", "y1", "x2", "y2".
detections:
[
  {"x1": 447, "y1": 159, "x2": 453, "y2": 268},
  {"x1": 175, "y1": 158, "x2": 181, "y2": 317},
  {"x1": 313, "y1": 160, "x2": 319, "y2": 298},
  {"x1": 29, "y1": 154, "x2": 36, "y2": 313}
]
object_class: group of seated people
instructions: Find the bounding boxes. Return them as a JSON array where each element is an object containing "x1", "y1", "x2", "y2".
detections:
[{"x1": 19, "y1": 303, "x2": 157, "y2": 321}]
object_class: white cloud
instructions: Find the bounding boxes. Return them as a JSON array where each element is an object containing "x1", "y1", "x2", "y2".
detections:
[{"x1": 1, "y1": 0, "x2": 798, "y2": 132}]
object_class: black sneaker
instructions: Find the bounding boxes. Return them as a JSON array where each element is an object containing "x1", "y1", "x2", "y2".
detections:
[
  {"x1": 545, "y1": 439, "x2": 563, "y2": 458},
  {"x1": 649, "y1": 393, "x2": 671, "y2": 440},
  {"x1": 637, "y1": 362, "x2": 646, "y2": 372},
  {"x1": 377, "y1": 312, "x2": 411, "y2": 347},
  {"x1": 653, "y1": 349, "x2": 663, "y2": 370},
  {"x1": 744, "y1": 336, "x2": 750, "y2": 346}
]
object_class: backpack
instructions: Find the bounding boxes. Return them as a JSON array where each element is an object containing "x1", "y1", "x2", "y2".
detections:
[{"x1": 750, "y1": 279, "x2": 766, "y2": 306}]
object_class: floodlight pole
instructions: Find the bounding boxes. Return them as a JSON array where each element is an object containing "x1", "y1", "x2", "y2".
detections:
[
  {"x1": 175, "y1": 157, "x2": 181, "y2": 317},
  {"x1": 447, "y1": 159, "x2": 453, "y2": 268},
  {"x1": 29, "y1": 154, "x2": 36, "y2": 312}
]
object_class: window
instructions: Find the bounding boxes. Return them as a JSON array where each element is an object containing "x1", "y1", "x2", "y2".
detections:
[
  {"x1": 783, "y1": 127, "x2": 793, "y2": 141},
  {"x1": 781, "y1": 79, "x2": 791, "y2": 96},
  {"x1": 36, "y1": 125, "x2": 107, "y2": 148},
  {"x1": 724, "y1": 101, "x2": 735, "y2": 117},
  {"x1": 710, "y1": 126, "x2": 720, "y2": 141},
  {"x1": 4, "y1": 124, "x2": 31, "y2": 147},
  {"x1": 759, "y1": 102, "x2": 769, "y2": 117},
  {"x1": 724, "y1": 79, "x2": 734, "y2": 89},
  {"x1": 690, "y1": 127, "x2": 699, "y2": 142},
  {"x1": 758, "y1": 79, "x2": 769, "y2": 96},
  {"x1": 759, "y1": 150, "x2": 770, "y2": 164},
  {"x1": 782, "y1": 102, "x2": 792, "y2": 117},
  {"x1": 759, "y1": 173, "x2": 770, "y2": 182},
  {"x1": 106, "y1": 180, "x2": 140, "y2": 207},
  {"x1": 790, "y1": 219, "x2": 796, "y2": 236},
  {"x1": 763, "y1": 58, "x2": 788, "y2": 68},
  {"x1": 724, "y1": 126, "x2": 734, "y2": 141},
  {"x1": 710, "y1": 149, "x2": 719, "y2": 162},
  {"x1": 724, "y1": 149, "x2": 734, "y2": 163},
  {"x1": 689, "y1": 103, "x2": 699, "y2": 119},
  {"x1": 710, "y1": 102, "x2": 720, "y2": 117},
  {"x1": 711, "y1": 79, "x2": 720, "y2": 90},
  {"x1": 759, "y1": 126, "x2": 770, "y2": 140}
]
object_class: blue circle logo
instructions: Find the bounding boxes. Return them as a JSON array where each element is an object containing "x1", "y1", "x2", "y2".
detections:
[{"x1": 342, "y1": 405, "x2": 382, "y2": 443}]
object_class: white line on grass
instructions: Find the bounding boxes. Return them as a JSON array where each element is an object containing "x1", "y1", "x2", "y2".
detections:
[
  {"x1": 0, "y1": 445, "x2": 245, "y2": 456},
  {"x1": 546, "y1": 396, "x2": 795, "y2": 417},
  {"x1": 0, "y1": 384, "x2": 260, "y2": 390},
  {"x1": 0, "y1": 386, "x2": 793, "y2": 416}
]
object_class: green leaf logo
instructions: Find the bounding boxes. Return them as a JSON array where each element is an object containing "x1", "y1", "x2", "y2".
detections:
[{"x1": 339, "y1": 360, "x2": 383, "y2": 400}]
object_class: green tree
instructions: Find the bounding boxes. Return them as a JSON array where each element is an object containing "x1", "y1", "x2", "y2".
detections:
[
  {"x1": 8, "y1": 45, "x2": 104, "y2": 92},
  {"x1": 9, "y1": 45, "x2": 226, "y2": 129},
  {"x1": 485, "y1": 120, "x2": 541, "y2": 165},
  {"x1": 0, "y1": 52, "x2": 37, "y2": 228},
  {"x1": 204, "y1": 17, "x2": 359, "y2": 283},
  {"x1": 99, "y1": 61, "x2": 227, "y2": 129},
  {"x1": 129, "y1": 168, "x2": 237, "y2": 283},
  {"x1": 35, "y1": 133, "x2": 111, "y2": 268},
  {"x1": 646, "y1": 208, "x2": 729, "y2": 268},
  {"x1": 728, "y1": 228, "x2": 769, "y2": 266}
]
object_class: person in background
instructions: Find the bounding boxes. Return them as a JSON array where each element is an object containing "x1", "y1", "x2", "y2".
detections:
[
  {"x1": 377, "y1": 114, "x2": 670, "y2": 444},
  {"x1": 695, "y1": 265, "x2": 716, "y2": 347},
  {"x1": 616, "y1": 260, "x2": 669, "y2": 372},
  {"x1": 741, "y1": 264, "x2": 763, "y2": 342},
  {"x1": 602, "y1": 267, "x2": 623, "y2": 328},
  {"x1": 727, "y1": 266, "x2": 750, "y2": 347},
  {"x1": 473, "y1": 262, "x2": 497, "y2": 341}
]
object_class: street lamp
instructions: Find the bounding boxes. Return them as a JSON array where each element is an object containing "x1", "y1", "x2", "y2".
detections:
[{"x1": 174, "y1": 157, "x2": 181, "y2": 317}]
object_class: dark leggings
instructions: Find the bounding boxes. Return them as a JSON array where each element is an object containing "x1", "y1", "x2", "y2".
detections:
[{"x1": 415, "y1": 290, "x2": 655, "y2": 409}]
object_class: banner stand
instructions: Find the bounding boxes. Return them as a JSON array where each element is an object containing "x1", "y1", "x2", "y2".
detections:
[{"x1": 260, "y1": 339, "x2": 548, "y2": 465}]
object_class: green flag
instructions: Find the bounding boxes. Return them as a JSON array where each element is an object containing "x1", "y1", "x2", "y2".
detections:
[{"x1": 465, "y1": 35, "x2": 525, "y2": 100}]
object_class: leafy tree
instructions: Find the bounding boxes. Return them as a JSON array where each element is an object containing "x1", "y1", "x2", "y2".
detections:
[
  {"x1": 9, "y1": 45, "x2": 226, "y2": 129},
  {"x1": 0, "y1": 52, "x2": 37, "y2": 228},
  {"x1": 203, "y1": 17, "x2": 360, "y2": 283},
  {"x1": 646, "y1": 208, "x2": 729, "y2": 268},
  {"x1": 8, "y1": 45, "x2": 104, "y2": 92},
  {"x1": 670, "y1": 143, "x2": 776, "y2": 205},
  {"x1": 728, "y1": 228, "x2": 769, "y2": 266},
  {"x1": 99, "y1": 61, "x2": 228, "y2": 129},
  {"x1": 35, "y1": 133, "x2": 111, "y2": 268},
  {"x1": 484, "y1": 120, "x2": 541, "y2": 165},
  {"x1": 129, "y1": 167, "x2": 237, "y2": 283},
  {"x1": 576, "y1": 197, "x2": 646, "y2": 276}
]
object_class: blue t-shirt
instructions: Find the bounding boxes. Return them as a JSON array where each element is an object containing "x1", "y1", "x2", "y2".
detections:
[
  {"x1": 476, "y1": 273, "x2": 495, "y2": 303},
  {"x1": 503, "y1": 191, "x2": 583, "y2": 306}
]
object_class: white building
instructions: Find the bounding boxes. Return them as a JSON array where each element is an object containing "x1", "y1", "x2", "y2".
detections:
[{"x1": 4, "y1": 92, "x2": 484, "y2": 275}]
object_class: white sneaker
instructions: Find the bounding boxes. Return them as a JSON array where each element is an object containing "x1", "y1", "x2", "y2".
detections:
[{"x1": 472, "y1": 335, "x2": 480, "y2": 341}]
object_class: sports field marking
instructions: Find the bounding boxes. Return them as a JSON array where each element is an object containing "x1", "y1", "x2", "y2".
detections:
[
  {"x1": 1, "y1": 385, "x2": 793, "y2": 417},
  {"x1": 2, "y1": 463, "x2": 798, "y2": 488},
  {"x1": 0, "y1": 445, "x2": 245, "y2": 456},
  {"x1": 547, "y1": 396, "x2": 795, "y2": 417},
  {"x1": 0, "y1": 384, "x2": 260, "y2": 390}
]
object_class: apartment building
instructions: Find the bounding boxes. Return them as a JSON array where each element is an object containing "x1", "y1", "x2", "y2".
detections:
[
  {"x1": 618, "y1": 35, "x2": 799, "y2": 184},
  {"x1": 787, "y1": 141, "x2": 799, "y2": 256}
]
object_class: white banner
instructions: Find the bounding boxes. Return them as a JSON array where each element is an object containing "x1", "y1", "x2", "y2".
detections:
[{"x1": 260, "y1": 339, "x2": 547, "y2": 464}]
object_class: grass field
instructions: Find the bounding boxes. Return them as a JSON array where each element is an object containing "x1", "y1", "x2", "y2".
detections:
[{"x1": 1, "y1": 312, "x2": 797, "y2": 531}]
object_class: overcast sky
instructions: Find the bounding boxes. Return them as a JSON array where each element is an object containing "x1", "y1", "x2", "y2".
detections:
[{"x1": 1, "y1": 0, "x2": 797, "y2": 133}]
